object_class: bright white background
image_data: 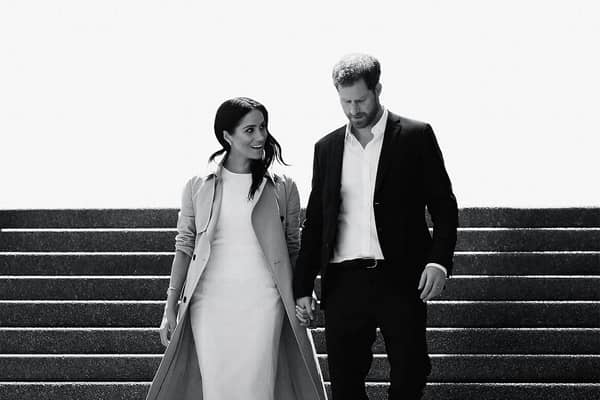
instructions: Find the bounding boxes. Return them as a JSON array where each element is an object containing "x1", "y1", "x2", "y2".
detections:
[{"x1": 1, "y1": 0, "x2": 599, "y2": 208}]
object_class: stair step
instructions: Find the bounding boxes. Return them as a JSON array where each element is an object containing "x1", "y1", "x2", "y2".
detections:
[
  {"x1": 1, "y1": 383, "x2": 598, "y2": 400},
  {"x1": 452, "y1": 252, "x2": 600, "y2": 275},
  {"x1": 457, "y1": 208, "x2": 600, "y2": 228},
  {"x1": 1, "y1": 276, "x2": 598, "y2": 301},
  {"x1": 319, "y1": 355, "x2": 600, "y2": 382},
  {"x1": 314, "y1": 276, "x2": 600, "y2": 301},
  {"x1": 0, "y1": 355, "x2": 598, "y2": 382},
  {"x1": 2, "y1": 229, "x2": 600, "y2": 252},
  {"x1": 0, "y1": 254, "x2": 172, "y2": 275},
  {"x1": 439, "y1": 276, "x2": 600, "y2": 300},
  {"x1": 1, "y1": 301, "x2": 598, "y2": 328},
  {"x1": 1, "y1": 328, "x2": 598, "y2": 355},
  {"x1": 2, "y1": 252, "x2": 598, "y2": 276},
  {"x1": 3, "y1": 208, "x2": 598, "y2": 228},
  {"x1": 456, "y1": 229, "x2": 600, "y2": 251},
  {"x1": 312, "y1": 328, "x2": 600, "y2": 355},
  {"x1": 0, "y1": 277, "x2": 169, "y2": 300},
  {"x1": 0, "y1": 383, "x2": 150, "y2": 400},
  {"x1": 0, "y1": 231, "x2": 176, "y2": 252},
  {"x1": 0, "y1": 210, "x2": 178, "y2": 229}
]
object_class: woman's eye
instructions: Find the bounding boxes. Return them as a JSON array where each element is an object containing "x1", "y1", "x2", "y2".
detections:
[{"x1": 245, "y1": 128, "x2": 254, "y2": 134}]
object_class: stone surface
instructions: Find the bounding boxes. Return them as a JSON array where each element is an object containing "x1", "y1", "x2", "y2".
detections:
[
  {"x1": 3, "y1": 327, "x2": 598, "y2": 355},
  {"x1": 3, "y1": 228, "x2": 600, "y2": 252},
  {"x1": 0, "y1": 355, "x2": 598, "y2": 382},
  {"x1": 451, "y1": 252, "x2": 600, "y2": 275},
  {"x1": 0, "y1": 329, "x2": 165, "y2": 354},
  {"x1": 0, "y1": 254, "x2": 173, "y2": 275},
  {"x1": 1, "y1": 207, "x2": 599, "y2": 398},
  {"x1": 314, "y1": 276, "x2": 600, "y2": 301},
  {"x1": 0, "y1": 231, "x2": 177, "y2": 252},
  {"x1": 2, "y1": 301, "x2": 598, "y2": 328},
  {"x1": 2, "y1": 252, "x2": 598, "y2": 276},
  {"x1": 457, "y1": 208, "x2": 600, "y2": 228},
  {"x1": 3, "y1": 276, "x2": 599, "y2": 301},
  {"x1": 0, "y1": 383, "x2": 598, "y2": 400},
  {"x1": 0, "y1": 277, "x2": 169, "y2": 300},
  {"x1": 0, "y1": 209, "x2": 178, "y2": 228},
  {"x1": 0, "y1": 302, "x2": 164, "y2": 327},
  {"x1": 2, "y1": 208, "x2": 599, "y2": 228},
  {"x1": 317, "y1": 355, "x2": 600, "y2": 382},
  {"x1": 455, "y1": 228, "x2": 600, "y2": 251},
  {"x1": 310, "y1": 328, "x2": 600, "y2": 355}
]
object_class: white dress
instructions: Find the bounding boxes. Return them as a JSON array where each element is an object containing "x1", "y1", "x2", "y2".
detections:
[{"x1": 188, "y1": 168, "x2": 284, "y2": 400}]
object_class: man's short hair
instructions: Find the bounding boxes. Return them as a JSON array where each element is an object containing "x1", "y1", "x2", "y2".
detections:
[{"x1": 332, "y1": 53, "x2": 381, "y2": 91}]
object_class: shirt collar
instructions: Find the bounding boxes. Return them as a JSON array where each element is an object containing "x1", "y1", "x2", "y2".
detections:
[{"x1": 345, "y1": 107, "x2": 388, "y2": 142}]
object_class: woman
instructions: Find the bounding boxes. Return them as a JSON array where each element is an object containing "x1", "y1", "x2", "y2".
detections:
[{"x1": 146, "y1": 97, "x2": 327, "y2": 400}]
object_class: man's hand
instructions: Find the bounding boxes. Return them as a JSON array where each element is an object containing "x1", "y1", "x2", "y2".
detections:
[
  {"x1": 295, "y1": 296, "x2": 316, "y2": 327},
  {"x1": 418, "y1": 266, "x2": 447, "y2": 302}
]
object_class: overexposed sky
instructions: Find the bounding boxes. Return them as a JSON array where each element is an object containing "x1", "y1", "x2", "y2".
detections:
[{"x1": 1, "y1": 0, "x2": 599, "y2": 208}]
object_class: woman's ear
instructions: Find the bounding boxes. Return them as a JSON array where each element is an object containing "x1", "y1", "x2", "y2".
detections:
[{"x1": 223, "y1": 130, "x2": 232, "y2": 146}]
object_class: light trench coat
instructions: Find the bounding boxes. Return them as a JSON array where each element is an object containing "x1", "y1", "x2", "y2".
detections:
[{"x1": 145, "y1": 165, "x2": 327, "y2": 400}]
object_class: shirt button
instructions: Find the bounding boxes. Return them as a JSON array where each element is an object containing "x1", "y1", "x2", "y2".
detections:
[
  {"x1": 183, "y1": 296, "x2": 187, "y2": 303},
  {"x1": 192, "y1": 254, "x2": 196, "y2": 260}
]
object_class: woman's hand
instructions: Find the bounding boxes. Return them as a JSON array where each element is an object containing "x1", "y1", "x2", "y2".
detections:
[
  {"x1": 295, "y1": 296, "x2": 316, "y2": 327},
  {"x1": 159, "y1": 305, "x2": 178, "y2": 347}
]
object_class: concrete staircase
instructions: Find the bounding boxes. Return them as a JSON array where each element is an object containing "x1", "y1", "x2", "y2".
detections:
[{"x1": 0, "y1": 208, "x2": 599, "y2": 400}]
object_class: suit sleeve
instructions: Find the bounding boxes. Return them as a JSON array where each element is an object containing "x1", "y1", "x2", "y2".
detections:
[
  {"x1": 293, "y1": 143, "x2": 324, "y2": 299},
  {"x1": 422, "y1": 125, "x2": 459, "y2": 274}
]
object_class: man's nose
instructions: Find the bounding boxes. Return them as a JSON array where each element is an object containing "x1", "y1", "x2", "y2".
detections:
[{"x1": 350, "y1": 103, "x2": 360, "y2": 114}]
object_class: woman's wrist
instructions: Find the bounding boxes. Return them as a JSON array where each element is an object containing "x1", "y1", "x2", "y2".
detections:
[{"x1": 165, "y1": 291, "x2": 179, "y2": 308}]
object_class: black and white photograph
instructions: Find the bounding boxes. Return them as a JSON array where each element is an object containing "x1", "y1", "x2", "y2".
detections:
[{"x1": 1, "y1": 1, "x2": 599, "y2": 399}]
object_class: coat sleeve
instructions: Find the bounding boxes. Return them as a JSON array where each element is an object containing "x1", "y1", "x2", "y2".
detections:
[
  {"x1": 422, "y1": 124, "x2": 459, "y2": 274},
  {"x1": 293, "y1": 143, "x2": 324, "y2": 299},
  {"x1": 174, "y1": 178, "x2": 196, "y2": 258},
  {"x1": 284, "y1": 177, "x2": 301, "y2": 269}
]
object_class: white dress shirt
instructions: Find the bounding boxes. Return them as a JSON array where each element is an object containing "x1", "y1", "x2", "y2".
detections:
[{"x1": 331, "y1": 108, "x2": 447, "y2": 277}]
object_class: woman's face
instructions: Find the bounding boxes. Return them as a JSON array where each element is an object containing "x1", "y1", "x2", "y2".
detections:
[{"x1": 224, "y1": 109, "x2": 267, "y2": 161}]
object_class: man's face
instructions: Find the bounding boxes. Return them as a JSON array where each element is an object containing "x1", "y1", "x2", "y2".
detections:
[{"x1": 337, "y1": 78, "x2": 381, "y2": 130}]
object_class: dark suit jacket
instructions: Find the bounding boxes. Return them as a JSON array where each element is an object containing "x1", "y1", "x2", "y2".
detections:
[{"x1": 293, "y1": 112, "x2": 458, "y2": 307}]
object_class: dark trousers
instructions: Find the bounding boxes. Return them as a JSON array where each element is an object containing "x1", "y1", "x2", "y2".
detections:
[{"x1": 324, "y1": 262, "x2": 431, "y2": 400}]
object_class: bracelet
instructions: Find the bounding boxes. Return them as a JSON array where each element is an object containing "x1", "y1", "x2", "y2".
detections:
[{"x1": 167, "y1": 286, "x2": 178, "y2": 295}]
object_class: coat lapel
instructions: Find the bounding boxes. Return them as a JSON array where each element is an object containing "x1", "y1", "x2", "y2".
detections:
[
  {"x1": 251, "y1": 180, "x2": 287, "y2": 271},
  {"x1": 374, "y1": 112, "x2": 402, "y2": 195}
]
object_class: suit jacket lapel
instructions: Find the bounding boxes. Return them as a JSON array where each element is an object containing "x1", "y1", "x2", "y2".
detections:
[
  {"x1": 374, "y1": 113, "x2": 402, "y2": 195},
  {"x1": 328, "y1": 129, "x2": 345, "y2": 208}
]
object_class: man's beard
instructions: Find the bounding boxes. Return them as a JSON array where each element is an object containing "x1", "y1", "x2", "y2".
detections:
[{"x1": 349, "y1": 104, "x2": 380, "y2": 130}]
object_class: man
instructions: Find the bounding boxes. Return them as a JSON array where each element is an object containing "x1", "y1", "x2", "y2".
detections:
[{"x1": 293, "y1": 53, "x2": 458, "y2": 400}]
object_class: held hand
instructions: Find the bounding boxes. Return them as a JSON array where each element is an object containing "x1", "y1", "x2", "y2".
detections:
[
  {"x1": 159, "y1": 305, "x2": 178, "y2": 347},
  {"x1": 418, "y1": 266, "x2": 447, "y2": 302},
  {"x1": 295, "y1": 296, "x2": 316, "y2": 327}
]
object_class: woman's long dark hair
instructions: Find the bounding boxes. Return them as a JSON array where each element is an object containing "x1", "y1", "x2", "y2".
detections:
[{"x1": 209, "y1": 97, "x2": 288, "y2": 199}]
